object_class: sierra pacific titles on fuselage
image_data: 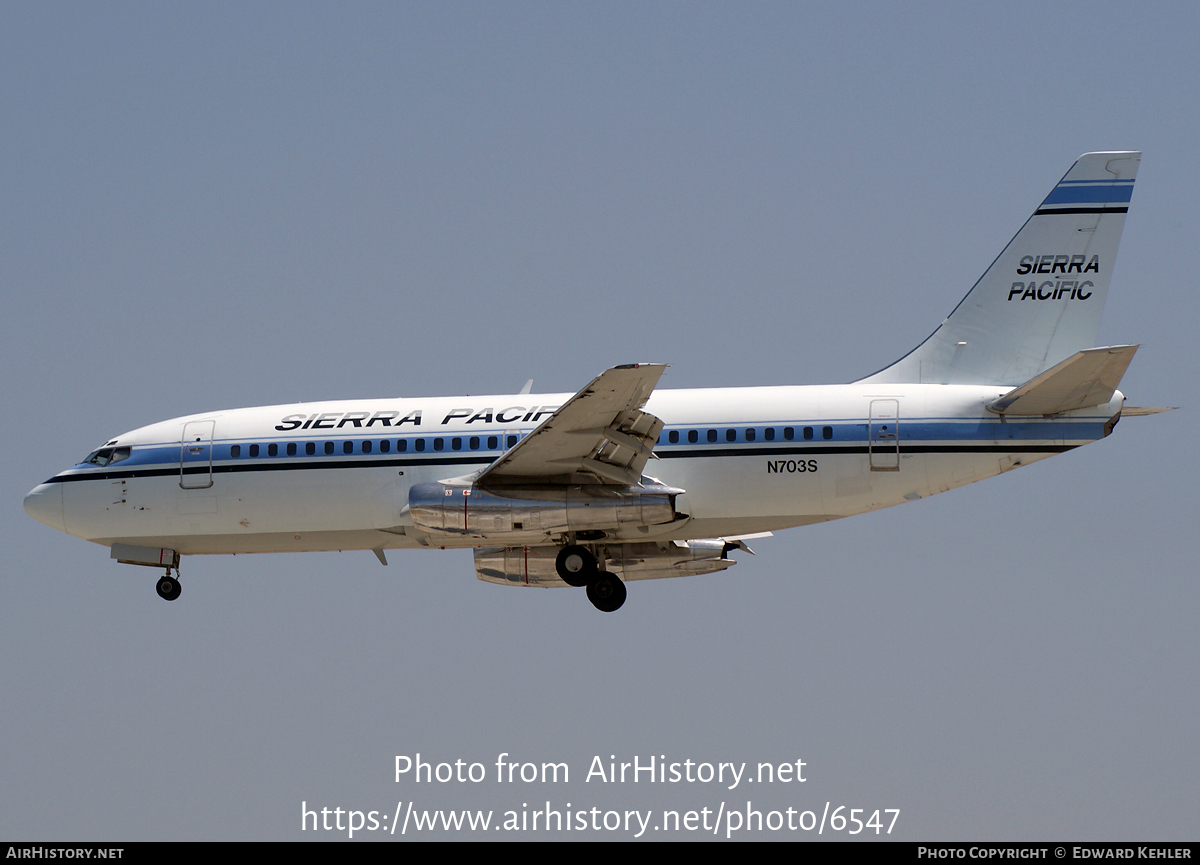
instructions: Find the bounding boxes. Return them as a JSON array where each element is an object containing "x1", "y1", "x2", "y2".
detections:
[{"x1": 274, "y1": 406, "x2": 561, "y2": 432}]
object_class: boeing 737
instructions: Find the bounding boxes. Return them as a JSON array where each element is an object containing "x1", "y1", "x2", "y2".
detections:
[{"x1": 24, "y1": 151, "x2": 1165, "y2": 611}]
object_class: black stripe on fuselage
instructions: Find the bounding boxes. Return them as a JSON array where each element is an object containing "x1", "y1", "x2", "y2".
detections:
[
  {"x1": 45, "y1": 443, "x2": 1076, "y2": 485},
  {"x1": 48, "y1": 455, "x2": 493, "y2": 484},
  {"x1": 658, "y1": 444, "x2": 1073, "y2": 459}
]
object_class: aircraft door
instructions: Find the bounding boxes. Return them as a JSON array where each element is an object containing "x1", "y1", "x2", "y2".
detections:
[
  {"x1": 180, "y1": 420, "x2": 215, "y2": 489},
  {"x1": 869, "y1": 399, "x2": 900, "y2": 472}
]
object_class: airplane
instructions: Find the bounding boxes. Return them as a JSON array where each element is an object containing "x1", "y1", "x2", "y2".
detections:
[{"x1": 24, "y1": 151, "x2": 1168, "y2": 612}]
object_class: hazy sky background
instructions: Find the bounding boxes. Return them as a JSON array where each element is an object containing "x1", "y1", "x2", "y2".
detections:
[{"x1": 2, "y1": 2, "x2": 1197, "y2": 840}]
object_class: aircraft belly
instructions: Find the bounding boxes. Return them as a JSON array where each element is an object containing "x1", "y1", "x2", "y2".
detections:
[
  {"x1": 58, "y1": 426, "x2": 1089, "y2": 555},
  {"x1": 90, "y1": 529, "x2": 425, "y2": 556},
  {"x1": 656, "y1": 455, "x2": 827, "y2": 520},
  {"x1": 659, "y1": 446, "x2": 1065, "y2": 526},
  {"x1": 925, "y1": 449, "x2": 1058, "y2": 493},
  {"x1": 64, "y1": 466, "x2": 407, "y2": 546},
  {"x1": 203, "y1": 468, "x2": 405, "y2": 535}
]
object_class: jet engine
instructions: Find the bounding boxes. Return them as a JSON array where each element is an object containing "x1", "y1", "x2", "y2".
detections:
[{"x1": 407, "y1": 481, "x2": 680, "y2": 541}]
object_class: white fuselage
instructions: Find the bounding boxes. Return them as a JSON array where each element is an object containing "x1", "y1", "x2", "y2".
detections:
[{"x1": 29, "y1": 383, "x2": 1122, "y2": 557}]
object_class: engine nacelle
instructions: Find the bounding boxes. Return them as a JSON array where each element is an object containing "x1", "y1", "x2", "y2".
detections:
[
  {"x1": 408, "y1": 482, "x2": 679, "y2": 541},
  {"x1": 475, "y1": 539, "x2": 741, "y2": 587}
]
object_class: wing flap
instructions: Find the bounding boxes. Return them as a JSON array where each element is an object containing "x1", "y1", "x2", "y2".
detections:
[
  {"x1": 987, "y1": 345, "x2": 1138, "y2": 415},
  {"x1": 477, "y1": 363, "x2": 668, "y2": 486}
]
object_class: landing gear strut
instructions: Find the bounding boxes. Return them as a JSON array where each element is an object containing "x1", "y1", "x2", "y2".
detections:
[{"x1": 156, "y1": 570, "x2": 182, "y2": 601}]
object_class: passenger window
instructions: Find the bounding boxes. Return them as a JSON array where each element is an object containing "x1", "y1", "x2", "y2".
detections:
[
  {"x1": 488, "y1": 436, "x2": 498, "y2": 449},
  {"x1": 669, "y1": 430, "x2": 679, "y2": 444},
  {"x1": 379, "y1": 440, "x2": 390, "y2": 453},
  {"x1": 764, "y1": 428, "x2": 775, "y2": 441},
  {"x1": 230, "y1": 445, "x2": 241, "y2": 458},
  {"x1": 803, "y1": 427, "x2": 813, "y2": 440},
  {"x1": 783, "y1": 427, "x2": 794, "y2": 441},
  {"x1": 823, "y1": 426, "x2": 833, "y2": 440},
  {"x1": 469, "y1": 437, "x2": 479, "y2": 450},
  {"x1": 434, "y1": 438, "x2": 444, "y2": 451},
  {"x1": 249, "y1": 444, "x2": 260, "y2": 457},
  {"x1": 688, "y1": 430, "x2": 698, "y2": 444},
  {"x1": 415, "y1": 439, "x2": 425, "y2": 452},
  {"x1": 452, "y1": 437, "x2": 462, "y2": 451},
  {"x1": 286, "y1": 443, "x2": 296, "y2": 456},
  {"x1": 746, "y1": 428, "x2": 756, "y2": 442},
  {"x1": 707, "y1": 430, "x2": 717, "y2": 443},
  {"x1": 397, "y1": 439, "x2": 407, "y2": 452},
  {"x1": 307, "y1": 442, "x2": 317, "y2": 455},
  {"x1": 507, "y1": 435, "x2": 517, "y2": 448},
  {"x1": 725, "y1": 429, "x2": 736, "y2": 442},
  {"x1": 343, "y1": 441, "x2": 353, "y2": 454},
  {"x1": 362, "y1": 440, "x2": 372, "y2": 454},
  {"x1": 269, "y1": 443, "x2": 278, "y2": 457}
]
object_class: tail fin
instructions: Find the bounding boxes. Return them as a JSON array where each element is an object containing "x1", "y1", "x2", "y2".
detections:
[{"x1": 860, "y1": 152, "x2": 1140, "y2": 386}]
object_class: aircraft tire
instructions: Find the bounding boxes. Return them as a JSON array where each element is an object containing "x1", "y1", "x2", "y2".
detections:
[
  {"x1": 156, "y1": 576, "x2": 182, "y2": 602},
  {"x1": 586, "y1": 571, "x2": 626, "y2": 612},
  {"x1": 555, "y1": 545, "x2": 596, "y2": 587}
]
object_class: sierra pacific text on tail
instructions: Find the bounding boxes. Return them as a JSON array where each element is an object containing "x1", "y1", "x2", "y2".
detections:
[{"x1": 25, "y1": 152, "x2": 1169, "y2": 611}]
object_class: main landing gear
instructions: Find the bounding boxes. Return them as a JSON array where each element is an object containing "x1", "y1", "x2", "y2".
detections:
[
  {"x1": 555, "y1": 544, "x2": 626, "y2": 612},
  {"x1": 155, "y1": 569, "x2": 182, "y2": 601},
  {"x1": 555, "y1": 545, "x2": 594, "y2": 587},
  {"x1": 585, "y1": 570, "x2": 626, "y2": 613}
]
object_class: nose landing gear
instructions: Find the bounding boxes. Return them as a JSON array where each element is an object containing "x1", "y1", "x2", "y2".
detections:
[{"x1": 155, "y1": 569, "x2": 182, "y2": 601}]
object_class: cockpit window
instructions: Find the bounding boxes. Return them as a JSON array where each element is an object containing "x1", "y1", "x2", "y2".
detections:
[{"x1": 82, "y1": 446, "x2": 131, "y2": 467}]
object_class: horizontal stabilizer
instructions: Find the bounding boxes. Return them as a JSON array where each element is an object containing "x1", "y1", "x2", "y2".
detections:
[
  {"x1": 1121, "y1": 406, "x2": 1177, "y2": 416},
  {"x1": 987, "y1": 345, "x2": 1137, "y2": 416}
]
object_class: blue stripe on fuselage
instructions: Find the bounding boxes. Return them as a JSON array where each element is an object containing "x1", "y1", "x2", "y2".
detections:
[{"x1": 53, "y1": 417, "x2": 1107, "y2": 480}]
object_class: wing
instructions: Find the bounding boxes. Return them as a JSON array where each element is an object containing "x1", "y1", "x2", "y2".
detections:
[{"x1": 476, "y1": 363, "x2": 668, "y2": 487}]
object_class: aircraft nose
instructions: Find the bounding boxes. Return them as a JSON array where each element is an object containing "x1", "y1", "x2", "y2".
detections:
[{"x1": 24, "y1": 483, "x2": 66, "y2": 532}]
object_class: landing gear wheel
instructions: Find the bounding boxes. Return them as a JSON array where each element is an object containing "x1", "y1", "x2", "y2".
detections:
[
  {"x1": 555, "y1": 545, "x2": 597, "y2": 587},
  {"x1": 586, "y1": 570, "x2": 626, "y2": 612},
  {"x1": 156, "y1": 575, "x2": 181, "y2": 601}
]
